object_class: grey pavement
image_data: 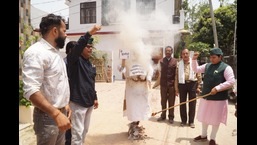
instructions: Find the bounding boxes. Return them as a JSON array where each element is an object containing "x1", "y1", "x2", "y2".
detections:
[{"x1": 19, "y1": 80, "x2": 237, "y2": 145}]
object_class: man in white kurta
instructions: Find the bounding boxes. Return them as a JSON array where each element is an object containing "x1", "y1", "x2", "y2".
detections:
[{"x1": 123, "y1": 63, "x2": 153, "y2": 123}]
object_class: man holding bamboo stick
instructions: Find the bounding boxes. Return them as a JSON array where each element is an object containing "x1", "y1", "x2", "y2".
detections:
[{"x1": 191, "y1": 48, "x2": 236, "y2": 145}]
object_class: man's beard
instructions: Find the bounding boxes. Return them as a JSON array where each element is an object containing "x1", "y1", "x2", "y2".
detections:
[{"x1": 55, "y1": 35, "x2": 66, "y2": 48}]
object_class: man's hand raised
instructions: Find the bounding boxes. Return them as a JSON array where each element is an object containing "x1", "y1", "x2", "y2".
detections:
[
  {"x1": 192, "y1": 51, "x2": 200, "y2": 60},
  {"x1": 89, "y1": 25, "x2": 101, "y2": 35}
]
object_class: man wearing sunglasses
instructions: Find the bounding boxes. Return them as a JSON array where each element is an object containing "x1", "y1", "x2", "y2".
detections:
[{"x1": 66, "y1": 25, "x2": 101, "y2": 145}]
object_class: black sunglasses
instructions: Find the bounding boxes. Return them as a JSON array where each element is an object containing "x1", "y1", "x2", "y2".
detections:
[{"x1": 86, "y1": 45, "x2": 92, "y2": 48}]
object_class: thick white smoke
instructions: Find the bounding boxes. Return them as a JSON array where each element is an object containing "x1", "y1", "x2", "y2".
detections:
[{"x1": 103, "y1": 0, "x2": 175, "y2": 70}]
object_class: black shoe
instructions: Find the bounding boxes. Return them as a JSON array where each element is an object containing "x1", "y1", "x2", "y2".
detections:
[
  {"x1": 189, "y1": 123, "x2": 195, "y2": 128},
  {"x1": 169, "y1": 119, "x2": 174, "y2": 124},
  {"x1": 157, "y1": 117, "x2": 166, "y2": 121},
  {"x1": 209, "y1": 139, "x2": 217, "y2": 145},
  {"x1": 194, "y1": 135, "x2": 208, "y2": 142}
]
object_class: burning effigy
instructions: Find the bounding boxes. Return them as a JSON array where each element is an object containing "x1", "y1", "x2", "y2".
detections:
[
  {"x1": 115, "y1": 7, "x2": 157, "y2": 141},
  {"x1": 127, "y1": 121, "x2": 147, "y2": 140},
  {"x1": 122, "y1": 52, "x2": 153, "y2": 140}
]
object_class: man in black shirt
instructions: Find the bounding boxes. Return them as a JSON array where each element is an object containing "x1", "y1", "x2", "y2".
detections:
[{"x1": 67, "y1": 25, "x2": 101, "y2": 145}]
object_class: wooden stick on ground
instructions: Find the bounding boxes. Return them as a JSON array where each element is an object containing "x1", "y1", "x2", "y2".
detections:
[{"x1": 151, "y1": 92, "x2": 212, "y2": 116}]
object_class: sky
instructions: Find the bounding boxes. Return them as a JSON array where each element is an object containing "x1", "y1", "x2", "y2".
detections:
[
  {"x1": 31, "y1": 0, "x2": 235, "y2": 20},
  {"x1": 31, "y1": 0, "x2": 69, "y2": 20}
]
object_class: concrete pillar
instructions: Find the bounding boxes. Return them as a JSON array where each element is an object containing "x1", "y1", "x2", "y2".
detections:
[{"x1": 179, "y1": 9, "x2": 185, "y2": 29}]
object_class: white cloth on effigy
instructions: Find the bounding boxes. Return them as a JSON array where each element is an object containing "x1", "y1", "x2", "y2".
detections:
[{"x1": 123, "y1": 63, "x2": 153, "y2": 121}]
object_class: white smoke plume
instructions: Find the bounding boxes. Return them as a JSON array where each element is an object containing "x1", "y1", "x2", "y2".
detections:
[{"x1": 103, "y1": 0, "x2": 175, "y2": 70}]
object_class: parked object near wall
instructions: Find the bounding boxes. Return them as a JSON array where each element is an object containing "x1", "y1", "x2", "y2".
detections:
[
  {"x1": 19, "y1": 106, "x2": 34, "y2": 124},
  {"x1": 19, "y1": 80, "x2": 34, "y2": 124}
]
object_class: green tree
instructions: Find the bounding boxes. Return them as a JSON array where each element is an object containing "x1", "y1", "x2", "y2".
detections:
[
  {"x1": 184, "y1": 1, "x2": 210, "y2": 31},
  {"x1": 188, "y1": 42, "x2": 210, "y2": 57},
  {"x1": 192, "y1": 3, "x2": 236, "y2": 56},
  {"x1": 177, "y1": 1, "x2": 210, "y2": 57},
  {"x1": 19, "y1": 80, "x2": 32, "y2": 107},
  {"x1": 89, "y1": 36, "x2": 108, "y2": 65}
]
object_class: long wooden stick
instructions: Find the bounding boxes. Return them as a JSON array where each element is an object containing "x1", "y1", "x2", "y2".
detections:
[{"x1": 151, "y1": 92, "x2": 212, "y2": 116}]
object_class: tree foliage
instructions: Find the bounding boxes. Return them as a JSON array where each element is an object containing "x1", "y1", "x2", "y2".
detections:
[
  {"x1": 181, "y1": 1, "x2": 237, "y2": 57},
  {"x1": 19, "y1": 80, "x2": 32, "y2": 107},
  {"x1": 89, "y1": 36, "x2": 108, "y2": 66},
  {"x1": 188, "y1": 42, "x2": 210, "y2": 57},
  {"x1": 192, "y1": 3, "x2": 237, "y2": 56}
]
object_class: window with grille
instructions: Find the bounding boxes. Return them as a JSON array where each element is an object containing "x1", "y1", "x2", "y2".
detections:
[
  {"x1": 80, "y1": 2, "x2": 96, "y2": 24},
  {"x1": 101, "y1": 0, "x2": 130, "y2": 26},
  {"x1": 136, "y1": 0, "x2": 155, "y2": 16}
]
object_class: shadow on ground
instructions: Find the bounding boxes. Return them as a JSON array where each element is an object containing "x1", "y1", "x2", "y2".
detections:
[
  {"x1": 175, "y1": 137, "x2": 209, "y2": 145},
  {"x1": 85, "y1": 132, "x2": 154, "y2": 145}
]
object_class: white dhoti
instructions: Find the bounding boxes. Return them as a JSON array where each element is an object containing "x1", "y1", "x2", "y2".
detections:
[
  {"x1": 123, "y1": 64, "x2": 153, "y2": 122},
  {"x1": 123, "y1": 80, "x2": 151, "y2": 121}
]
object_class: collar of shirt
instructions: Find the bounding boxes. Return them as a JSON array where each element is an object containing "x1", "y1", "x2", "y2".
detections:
[
  {"x1": 166, "y1": 57, "x2": 171, "y2": 61},
  {"x1": 40, "y1": 38, "x2": 59, "y2": 52}
]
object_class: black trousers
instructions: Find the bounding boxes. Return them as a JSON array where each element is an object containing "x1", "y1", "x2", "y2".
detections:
[
  {"x1": 160, "y1": 86, "x2": 176, "y2": 120},
  {"x1": 178, "y1": 81, "x2": 198, "y2": 124},
  {"x1": 65, "y1": 129, "x2": 71, "y2": 145}
]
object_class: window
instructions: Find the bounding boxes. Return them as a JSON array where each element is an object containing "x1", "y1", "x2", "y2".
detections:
[
  {"x1": 80, "y1": 2, "x2": 96, "y2": 24},
  {"x1": 66, "y1": 18, "x2": 69, "y2": 30},
  {"x1": 136, "y1": 0, "x2": 155, "y2": 16},
  {"x1": 173, "y1": 0, "x2": 181, "y2": 24},
  {"x1": 174, "y1": 0, "x2": 182, "y2": 16},
  {"x1": 101, "y1": 0, "x2": 109, "y2": 26},
  {"x1": 101, "y1": 0, "x2": 130, "y2": 26},
  {"x1": 20, "y1": 0, "x2": 24, "y2": 7},
  {"x1": 173, "y1": 15, "x2": 180, "y2": 24},
  {"x1": 26, "y1": 9, "x2": 29, "y2": 16},
  {"x1": 142, "y1": 36, "x2": 163, "y2": 46}
]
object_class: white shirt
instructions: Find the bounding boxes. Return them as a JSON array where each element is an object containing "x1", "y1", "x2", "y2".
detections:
[{"x1": 22, "y1": 38, "x2": 70, "y2": 108}]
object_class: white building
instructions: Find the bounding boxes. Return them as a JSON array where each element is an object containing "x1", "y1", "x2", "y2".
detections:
[
  {"x1": 65, "y1": 0, "x2": 185, "y2": 80},
  {"x1": 30, "y1": 5, "x2": 49, "y2": 30}
]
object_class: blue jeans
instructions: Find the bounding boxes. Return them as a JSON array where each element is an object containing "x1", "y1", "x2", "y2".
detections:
[{"x1": 33, "y1": 107, "x2": 67, "y2": 145}]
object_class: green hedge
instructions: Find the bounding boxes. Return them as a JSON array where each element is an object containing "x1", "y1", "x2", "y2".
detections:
[{"x1": 19, "y1": 80, "x2": 32, "y2": 107}]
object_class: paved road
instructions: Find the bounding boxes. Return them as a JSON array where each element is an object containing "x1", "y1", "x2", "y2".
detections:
[{"x1": 19, "y1": 80, "x2": 237, "y2": 145}]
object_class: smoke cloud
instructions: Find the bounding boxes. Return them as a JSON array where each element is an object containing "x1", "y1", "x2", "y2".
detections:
[{"x1": 103, "y1": 0, "x2": 175, "y2": 70}]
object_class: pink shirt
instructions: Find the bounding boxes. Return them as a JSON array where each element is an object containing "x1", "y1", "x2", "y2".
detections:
[{"x1": 191, "y1": 60, "x2": 235, "y2": 92}]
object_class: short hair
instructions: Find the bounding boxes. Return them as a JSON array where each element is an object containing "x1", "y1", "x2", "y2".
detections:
[
  {"x1": 65, "y1": 41, "x2": 77, "y2": 54},
  {"x1": 39, "y1": 13, "x2": 66, "y2": 36},
  {"x1": 180, "y1": 48, "x2": 188, "y2": 56},
  {"x1": 165, "y1": 46, "x2": 173, "y2": 51}
]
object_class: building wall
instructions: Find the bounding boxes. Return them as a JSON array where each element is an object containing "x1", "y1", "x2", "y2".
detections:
[
  {"x1": 19, "y1": 0, "x2": 31, "y2": 44},
  {"x1": 19, "y1": 0, "x2": 32, "y2": 77},
  {"x1": 19, "y1": 0, "x2": 46, "y2": 77},
  {"x1": 66, "y1": 0, "x2": 182, "y2": 32},
  {"x1": 30, "y1": 5, "x2": 49, "y2": 29},
  {"x1": 65, "y1": 0, "x2": 184, "y2": 80}
]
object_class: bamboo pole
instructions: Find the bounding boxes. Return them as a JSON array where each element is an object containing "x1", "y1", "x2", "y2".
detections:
[
  {"x1": 151, "y1": 93, "x2": 212, "y2": 116},
  {"x1": 209, "y1": 0, "x2": 219, "y2": 48}
]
